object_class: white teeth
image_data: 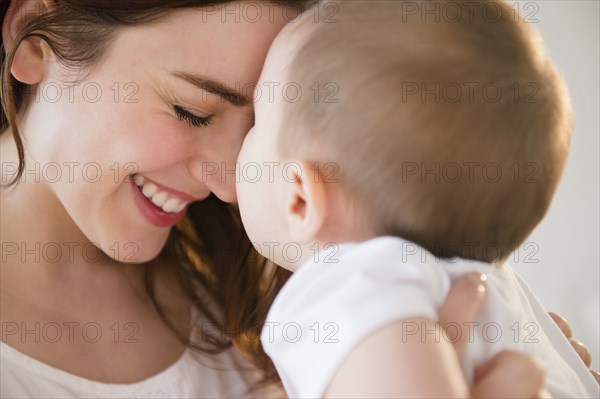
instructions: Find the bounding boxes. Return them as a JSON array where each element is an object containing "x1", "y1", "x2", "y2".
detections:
[
  {"x1": 151, "y1": 192, "x2": 168, "y2": 207},
  {"x1": 134, "y1": 174, "x2": 144, "y2": 187},
  {"x1": 142, "y1": 182, "x2": 158, "y2": 198},
  {"x1": 136, "y1": 175, "x2": 189, "y2": 214},
  {"x1": 173, "y1": 201, "x2": 187, "y2": 213},
  {"x1": 162, "y1": 198, "x2": 183, "y2": 213}
]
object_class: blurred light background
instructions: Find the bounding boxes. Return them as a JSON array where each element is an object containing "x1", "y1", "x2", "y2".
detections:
[{"x1": 511, "y1": 0, "x2": 599, "y2": 369}]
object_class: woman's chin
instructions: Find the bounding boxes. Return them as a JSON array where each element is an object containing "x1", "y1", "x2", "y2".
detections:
[{"x1": 97, "y1": 234, "x2": 169, "y2": 264}]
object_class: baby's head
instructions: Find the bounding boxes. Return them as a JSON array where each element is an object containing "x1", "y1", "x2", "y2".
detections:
[{"x1": 236, "y1": 0, "x2": 572, "y2": 270}]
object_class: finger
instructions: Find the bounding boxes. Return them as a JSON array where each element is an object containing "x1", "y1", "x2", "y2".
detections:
[
  {"x1": 549, "y1": 312, "x2": 572, "y2": 339},
  {"x1": 438, "y1": 272, "x2": 487, "y2": 357},
  {"x1": 569, "y1": 339, "x2": 592, "y2": 368},
  {"x1": 472, "y1": 350, "x2": 544, "y2": 399},
  {"x1": 591, "y1": 369, "x2": 600, "y2": 385}
]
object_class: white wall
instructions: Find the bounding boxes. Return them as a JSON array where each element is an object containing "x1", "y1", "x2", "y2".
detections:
[{"x1": 511, "y1": 0, "x2": 599, "y2": 369}]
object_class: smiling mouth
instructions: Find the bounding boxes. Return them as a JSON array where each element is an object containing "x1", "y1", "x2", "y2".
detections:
[{"x1": 133, "y1": 174, "x2": 189, "y2": 214}]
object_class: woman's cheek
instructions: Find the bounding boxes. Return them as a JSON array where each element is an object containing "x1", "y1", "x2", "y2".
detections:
[{"x1": 120, "y1": 122, "x2": 193, "y2": 170}]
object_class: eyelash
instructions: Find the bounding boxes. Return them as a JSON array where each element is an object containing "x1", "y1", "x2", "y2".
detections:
[{"x1": 174, "y1": 105, "x2": 214, "y2": 128}]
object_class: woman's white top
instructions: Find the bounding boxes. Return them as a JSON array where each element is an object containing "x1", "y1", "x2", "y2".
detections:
[
  {"x1": 262, "y1": 236, "x2": 599, "y2": 398},
  {"x1": 1, "y1": 308, "x2": 266, "y2": 398}
]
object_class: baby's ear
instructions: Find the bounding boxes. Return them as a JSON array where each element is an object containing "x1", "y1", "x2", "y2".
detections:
[
  {"x1": 284, "y1": 161, "x2": 327, "y2": 244},
  {"x1": 2, "y1": 0, "x2": 57, "y2": 85}
]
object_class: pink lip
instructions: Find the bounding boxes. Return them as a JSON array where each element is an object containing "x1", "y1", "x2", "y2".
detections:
[{"x1": 131, "y1": 181, "x2": 188, "y2": 227}]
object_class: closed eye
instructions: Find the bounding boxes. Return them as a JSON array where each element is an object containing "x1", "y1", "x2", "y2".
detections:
[{"x1": 174, "y1": 105, "x2": 214, "y2": 128}]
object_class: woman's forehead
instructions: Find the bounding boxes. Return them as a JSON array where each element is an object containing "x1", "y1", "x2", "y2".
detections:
[{"x1": 102, "y1": 6, "x2": 292, "y2": 86}]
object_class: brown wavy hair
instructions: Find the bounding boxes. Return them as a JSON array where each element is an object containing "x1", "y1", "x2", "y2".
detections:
[{"x1": 0, "y1": 0, "x2": 317, "y2": 388}]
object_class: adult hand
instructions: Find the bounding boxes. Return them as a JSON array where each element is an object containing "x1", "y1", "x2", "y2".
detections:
[
  {"x1": 437, "y1": 273, "x2": 599, "y2": 397},
  {"x1": 549, "y1": 312, "x2": 599, "y2": 384}
]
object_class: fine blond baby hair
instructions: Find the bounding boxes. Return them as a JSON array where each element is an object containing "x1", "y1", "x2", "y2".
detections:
[{"x1": 278, "y1": 0, "x2": 573, "y2": 262}]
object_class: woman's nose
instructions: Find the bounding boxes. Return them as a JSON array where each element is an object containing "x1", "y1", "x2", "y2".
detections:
[
  {"x1": 188, "y1": 157, "x2": 238, "y2": 203},
  {"x1": 185, "y1": 112, "x2": 250, "y2": 203}
]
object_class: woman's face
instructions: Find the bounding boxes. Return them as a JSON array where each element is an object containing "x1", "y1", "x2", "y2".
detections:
[{"x1": 21, "y1": 5, "x2": 293, "y2": 262}]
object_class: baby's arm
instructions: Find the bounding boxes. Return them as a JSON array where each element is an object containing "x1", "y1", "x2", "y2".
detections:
[{"x1": 325, "y1": 317, "x2": 468, "y2": 398}]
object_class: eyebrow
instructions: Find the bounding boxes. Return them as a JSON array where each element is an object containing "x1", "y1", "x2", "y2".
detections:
[{"x1": 171, "y1": 71, "x2": 252, "y2": 107}]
